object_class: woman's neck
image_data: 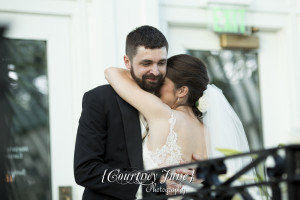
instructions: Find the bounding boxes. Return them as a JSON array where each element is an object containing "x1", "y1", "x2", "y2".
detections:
[{"x1": 175, "y1": 105, "x2": 196, "y2": 118}]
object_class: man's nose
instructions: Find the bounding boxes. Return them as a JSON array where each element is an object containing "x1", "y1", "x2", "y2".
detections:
[{"x1": 150, "y1": 64, "x2": 159, "y2": 76}]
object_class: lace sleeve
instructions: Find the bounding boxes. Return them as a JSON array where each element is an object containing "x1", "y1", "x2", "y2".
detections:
[{"x1": 143, "y1": 111, "x2": 183, "y2": 168}]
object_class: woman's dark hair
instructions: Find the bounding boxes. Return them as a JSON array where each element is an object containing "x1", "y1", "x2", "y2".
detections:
[{"x1": 166, "y1": 54, "x2": 209, "y2": 118}]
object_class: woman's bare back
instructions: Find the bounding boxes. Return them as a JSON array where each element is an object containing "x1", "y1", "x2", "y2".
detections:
[{"x1": 143, "y1": 110, "x2": 207, "y2": 169}]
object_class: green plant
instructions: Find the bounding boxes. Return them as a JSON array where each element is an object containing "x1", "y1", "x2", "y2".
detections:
[{"x1": 216, "y1": 148, "x2": 270, "y2": 200}]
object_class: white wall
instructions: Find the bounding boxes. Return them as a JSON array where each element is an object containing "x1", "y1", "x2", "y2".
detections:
[{"x1": 1, "y1": 0, "x2": 300, "y2": 199}]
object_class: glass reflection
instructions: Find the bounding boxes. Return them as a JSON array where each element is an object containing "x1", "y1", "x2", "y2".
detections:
[
  {"x1": 1, "y1": 38, "x2": 51, "y2": 200},
  {"x1": 188, "y1": 50, "x2": 263, "y2": 150}
]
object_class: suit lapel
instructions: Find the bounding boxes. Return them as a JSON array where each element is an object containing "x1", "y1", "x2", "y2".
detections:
[{"x1": 116, "y1": 95, "x2": 144, "y2": 170}]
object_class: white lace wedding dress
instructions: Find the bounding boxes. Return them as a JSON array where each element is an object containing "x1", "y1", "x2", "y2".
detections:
[
  {"x1": 143, "y1": 111, "x2": 183, "y2": 170},
  {"x1": 141, "y1": 111, "x2": 194, "y2": 200}
]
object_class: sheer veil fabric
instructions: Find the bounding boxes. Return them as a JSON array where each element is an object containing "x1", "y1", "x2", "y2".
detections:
[{"x1": 202, "y1": 84, "x2": 255, "y2": 179}]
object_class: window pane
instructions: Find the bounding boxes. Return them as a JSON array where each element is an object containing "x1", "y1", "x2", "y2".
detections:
[
  {"x1": 188, "y1": 50, "x2": 263, "y2": 150},
  {"x1": 1, "y1": 38, "x2": 51, "y2": 200}
]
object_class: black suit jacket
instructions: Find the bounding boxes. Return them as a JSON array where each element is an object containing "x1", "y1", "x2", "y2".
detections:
[{"x1": 74, "y1": 85, "x2": 144, "y2": 200}]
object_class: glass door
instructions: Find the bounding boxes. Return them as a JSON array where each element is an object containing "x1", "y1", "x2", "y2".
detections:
[
  {"x1": 2, "y1": 38, "x2": 51, "y2": 200},
  {"x1": 0, "y1": 9, "x2": 74, "y2": 200},
  {"x1": 188, "y1": 50, "x2": 263, "y2": 149}
]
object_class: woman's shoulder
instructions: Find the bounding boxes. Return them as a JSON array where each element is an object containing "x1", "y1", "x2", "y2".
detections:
[
  {"x1": 149, "y1": 105, "x2": 173, "y2": 122},
  {"x1": 172, "y1": 111, "x2": 204, "y2": 135},
  {"x1": 172, "y1": 110, "x2": 201, "y2": 123}
]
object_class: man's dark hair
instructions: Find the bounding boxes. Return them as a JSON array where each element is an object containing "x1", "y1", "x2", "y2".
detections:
[{"x1": 125, "y1": 25, "x2": 168, "y2": 61}]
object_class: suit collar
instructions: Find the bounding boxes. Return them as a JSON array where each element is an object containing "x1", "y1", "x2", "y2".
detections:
[{"x1": 116, "y1": 95, "x2": 144, "y2": 170}]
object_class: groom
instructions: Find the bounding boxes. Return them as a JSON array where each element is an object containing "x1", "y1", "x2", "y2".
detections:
[{"x1": 74, "y1": 25, "x2": 168, "y2": 200}]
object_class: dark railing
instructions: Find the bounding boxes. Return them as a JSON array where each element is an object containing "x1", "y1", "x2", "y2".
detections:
[{"x1": 141, "y1": 144, "x2": 300, "y2": 200}]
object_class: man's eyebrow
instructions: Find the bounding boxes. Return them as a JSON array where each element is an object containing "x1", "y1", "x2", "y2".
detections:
[
  {"x1": 140, "y1": 60, "x2": 153, "y2": 63},
  {"x1": 140, "y1": 59, "x2": 167, "y2": 63}
]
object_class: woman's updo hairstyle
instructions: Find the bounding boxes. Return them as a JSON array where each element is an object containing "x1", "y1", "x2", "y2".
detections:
[{"x1": 166, "y1": 54, "x2": 209, "y2": 118}]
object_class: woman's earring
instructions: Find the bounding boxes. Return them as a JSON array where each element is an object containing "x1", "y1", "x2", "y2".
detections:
[
  {"x1": 171, "y1": 97, "x2": 179, "y2": 109},
  {"x1": 172, "y1": 97, "x2": 180, "y2": 109}
]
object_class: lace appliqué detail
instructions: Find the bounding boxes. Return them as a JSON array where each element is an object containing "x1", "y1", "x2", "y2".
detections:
[{"x1": 144, "y1": 111, "x2": 183, "y2": 168}]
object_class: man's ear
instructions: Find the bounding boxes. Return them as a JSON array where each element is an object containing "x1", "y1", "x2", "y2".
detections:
[
  {"x1": 124, "y1": 55, "x2": 131, "y2": 70},
  {"x1": 177, "y1": 86, "x2": 189, "y2": 98}
]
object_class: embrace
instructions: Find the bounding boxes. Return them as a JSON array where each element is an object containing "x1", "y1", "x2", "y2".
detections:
[{"x1": 74, "y1": 25, "x2": 252, "y2": 200}]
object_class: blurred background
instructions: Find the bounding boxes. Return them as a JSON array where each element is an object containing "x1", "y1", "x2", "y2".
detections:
[{"x1": 0, "y1": 0, "x2": 299, "y2": 199}]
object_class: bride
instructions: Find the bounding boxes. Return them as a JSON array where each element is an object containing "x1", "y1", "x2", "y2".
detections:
[{"x1": 105, "y1": 54, "x2": 252, "y2": 196}]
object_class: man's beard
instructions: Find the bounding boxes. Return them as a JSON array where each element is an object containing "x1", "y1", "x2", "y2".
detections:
[{"x1": 130, "y1": 67, "x2": 164, "y2": 92}]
